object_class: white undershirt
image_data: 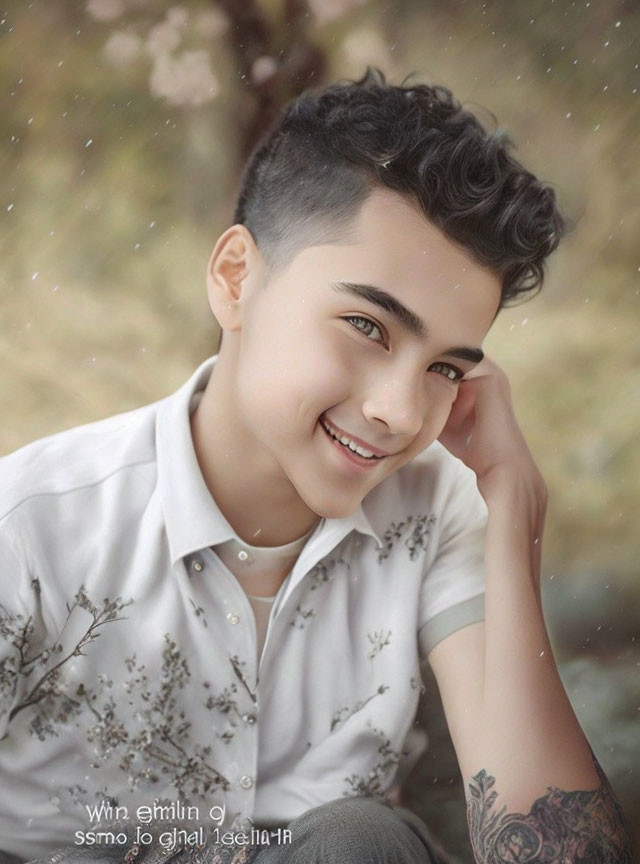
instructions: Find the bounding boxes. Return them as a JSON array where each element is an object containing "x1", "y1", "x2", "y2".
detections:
[{"x1": 212, "y1": 528, "x2": 315, "y2": 660}]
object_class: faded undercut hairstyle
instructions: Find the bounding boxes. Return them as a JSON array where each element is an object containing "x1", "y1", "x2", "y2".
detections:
[{"x1": 233, "y1": 66, "x2": 565, "y2": 310}]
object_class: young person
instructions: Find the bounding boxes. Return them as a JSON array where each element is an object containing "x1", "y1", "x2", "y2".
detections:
[{"x1": 0, "y1": 69, "x2": 632, "y2": 863}]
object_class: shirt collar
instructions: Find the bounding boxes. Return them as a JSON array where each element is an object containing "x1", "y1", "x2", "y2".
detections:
[{"x1": 156, "y1": 356, "x2": 383, "y2": 567}]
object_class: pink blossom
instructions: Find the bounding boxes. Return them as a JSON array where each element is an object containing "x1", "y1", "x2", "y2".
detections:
[
  {"x1": 251, "y1": 56, "x2": 278, "y2": 86},
  {"x1": 150, "y1": 50, "x2": 219, "y2": 107},
  {"x1": 86, "y1": 0, "x2": 125, "y2": 21},
  {"x1": 103, "y1": 32, "x2": 142, "y2": 67}
]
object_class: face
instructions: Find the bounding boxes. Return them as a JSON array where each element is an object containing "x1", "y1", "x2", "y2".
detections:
[{"x1": 221, "y1": 189, "x2": 501, "y2": 519}]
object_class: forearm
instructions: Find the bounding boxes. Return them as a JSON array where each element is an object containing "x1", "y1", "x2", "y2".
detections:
[
  {"x1": 478, "y1": 475, "x2": 596, "y2": 798},
  {"x1": 465, "y1": 472, "x2": 633, "y2": 861}
]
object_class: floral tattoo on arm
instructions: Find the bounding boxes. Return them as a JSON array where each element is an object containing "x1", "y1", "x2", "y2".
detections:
[{"x1": 466, "y1": 749, "x2": 633, "y2": 863}]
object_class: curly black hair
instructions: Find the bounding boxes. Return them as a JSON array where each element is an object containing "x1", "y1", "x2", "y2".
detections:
[{"x1": 233, "y1": 67, "x2": 564, "y2": 309}]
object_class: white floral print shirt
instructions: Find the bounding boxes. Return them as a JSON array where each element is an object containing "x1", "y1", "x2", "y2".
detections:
[{"x1": 0, "y1": 356, "x2": 487, "y2": 859}]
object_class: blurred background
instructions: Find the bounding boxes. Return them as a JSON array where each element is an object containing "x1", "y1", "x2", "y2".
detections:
[{"x1": 1, "y1": 0, "x2": 638, "y2": 859}]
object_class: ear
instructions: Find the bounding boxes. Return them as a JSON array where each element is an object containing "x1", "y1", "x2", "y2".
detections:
[{"x1": 205, "y1": 224, "x2": 263, "y2": 332}]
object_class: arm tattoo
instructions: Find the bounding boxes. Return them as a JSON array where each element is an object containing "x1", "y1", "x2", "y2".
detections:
[{"x1": 466, "y1": 749, "x2": 633, "y2": 863}]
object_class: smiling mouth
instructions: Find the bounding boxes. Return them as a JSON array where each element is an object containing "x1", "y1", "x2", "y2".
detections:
[{"x1": 320, "y1": 418, "x2": 385, "y2": 462}]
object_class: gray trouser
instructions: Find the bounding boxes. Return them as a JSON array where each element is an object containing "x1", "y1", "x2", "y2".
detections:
[
  {"x1": 252, "y1": 798, "x2": 450, "y2": 863},
  {"x1": 3, "y1": 797, "x2": 451, "y2": 864}
]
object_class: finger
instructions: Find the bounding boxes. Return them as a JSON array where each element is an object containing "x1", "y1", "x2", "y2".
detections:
[
  {"x1": 459, "y1": 356, "x2": 494, "y2": 380},
  {"x1": 447, "y1": 379, "x2": 477, "y2": 429}
]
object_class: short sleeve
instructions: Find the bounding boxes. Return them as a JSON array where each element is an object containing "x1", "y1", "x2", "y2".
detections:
[
  {"x1": 417, "y1": 457, "x2": 487, "y2": 659},
  {"x1": 0, "y1": 519, "x2": 39, "y2": 740}
]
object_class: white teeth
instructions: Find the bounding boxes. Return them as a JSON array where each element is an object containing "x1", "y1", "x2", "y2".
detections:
[{"x1": 323, "y1": 421, "x2": 378, "y2": 459}]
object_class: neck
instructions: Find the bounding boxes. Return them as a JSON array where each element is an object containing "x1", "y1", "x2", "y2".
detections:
[{"x1": 190, "y1": 351, "x2": 321, "y2": 547}]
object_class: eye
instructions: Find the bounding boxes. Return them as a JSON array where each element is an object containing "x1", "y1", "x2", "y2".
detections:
[
  {"x1": 429, "y1": 362, "x2": 464, "y2": 382},
  {"x1": 344, "y1": 315, "x2": 386, "y2": 345}
]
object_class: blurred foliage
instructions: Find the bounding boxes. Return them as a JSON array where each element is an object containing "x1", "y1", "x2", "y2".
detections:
[{"x1": 1, "y1": 0, "x2": 639, "y2": 859}]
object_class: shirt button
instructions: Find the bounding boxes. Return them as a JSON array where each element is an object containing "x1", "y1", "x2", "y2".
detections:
[
  {"x1": 192, "y1": 560, "x2": 203, "y2": 572},
  {"x1": 240, "y1": 775, "x2": 254, "y2": 790},
  {"x1": 242, "y1": 713, "x2": 256, "y2": 724},
  {"x1": 226, "y1": 612, "x2": 240, "y2": 624},
  {"x1": 238, "y1": 550, "x2": 249, "y2": 562}
]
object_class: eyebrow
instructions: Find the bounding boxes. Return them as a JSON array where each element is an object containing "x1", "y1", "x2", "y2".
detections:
[{"x1": 331, "y1": 281, "x2": 485, "y2": 365}]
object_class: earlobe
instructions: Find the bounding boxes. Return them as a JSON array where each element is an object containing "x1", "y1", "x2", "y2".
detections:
[{"x1": 205, "y1": 224, "x2": 260, "y2": 331}]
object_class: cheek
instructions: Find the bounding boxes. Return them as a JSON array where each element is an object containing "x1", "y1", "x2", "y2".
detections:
[
  {"x1": 429, "y1": 385, "x2": 459, "y2": 429},
  {"x1": 237, "y1": 329, "x2": 352, "y2": 434},
  {"x1": 411, "y1": 384, "x2": 459, "y2": 452},
  {"x1": 285, "y1": 326, "x2": 357, "y2": 402}
]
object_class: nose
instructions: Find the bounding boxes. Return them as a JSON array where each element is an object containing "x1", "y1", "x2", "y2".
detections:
[{"x1": 361, "y1": 375, "x2": 424, "y2": 438}]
